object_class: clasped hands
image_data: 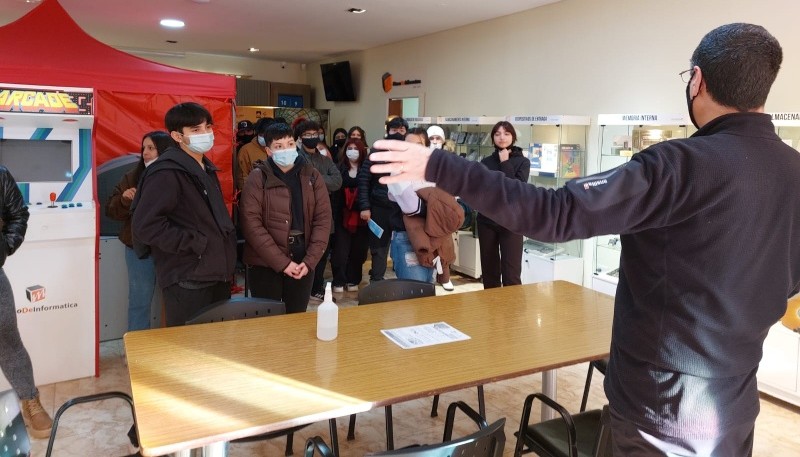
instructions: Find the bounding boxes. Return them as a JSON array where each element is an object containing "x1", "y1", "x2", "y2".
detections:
[{"x1": 283, "y1": 261, "x2": 309, "y2": 279}]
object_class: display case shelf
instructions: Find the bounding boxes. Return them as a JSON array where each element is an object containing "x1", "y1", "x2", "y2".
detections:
[
  {"x1": 591, "y1": 113, "x2": 691, "y2": 295},
  {"x1": 509, "y1": 115, "x2": 590, "y2": 286}
]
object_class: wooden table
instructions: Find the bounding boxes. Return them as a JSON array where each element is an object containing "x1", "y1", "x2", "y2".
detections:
[{"x1": 124, "y1": 281, "x2": 614, "y2": 456}]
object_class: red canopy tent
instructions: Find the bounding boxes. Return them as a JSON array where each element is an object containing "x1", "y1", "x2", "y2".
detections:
[{"x1": 0, "y1": 0, "x2": 236, "y2": 202}]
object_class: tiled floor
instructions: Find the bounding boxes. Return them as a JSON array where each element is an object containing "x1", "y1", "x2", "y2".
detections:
[{"x1": 32, "y1": 271, "x2": 800, "y2": 456}]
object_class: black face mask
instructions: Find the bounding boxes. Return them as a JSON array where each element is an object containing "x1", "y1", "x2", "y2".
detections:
[
  {"x1": 385, "y1": 132, "x2": 405, "y2": 141},
  {"x1": 685, "y1": 78, "x2": 699, "y2": 129},
  {"x1": 301, "y1": 137, "x2": 321, "y2": 149},
  {"x1": 238, "y1": 134, "x2": 254, "y2": 144},
  {"x1": 333, "y1": 138, "x2": 346, "y2": 148}
]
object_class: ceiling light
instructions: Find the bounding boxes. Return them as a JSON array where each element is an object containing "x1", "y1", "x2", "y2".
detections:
[
  {"x1": 347, "y1": 8, "x2": 366, "y2": 14},
  {"x1": 249, "y1": 47, "x2": 259, "y2": 53},
  {"x1": 160, "y1": 19, "x2": 185, "y2": 28}
]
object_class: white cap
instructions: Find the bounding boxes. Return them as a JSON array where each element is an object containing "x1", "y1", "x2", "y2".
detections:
[{"x1": 427, "y1": 125, "x2": 445, "y2": 140}]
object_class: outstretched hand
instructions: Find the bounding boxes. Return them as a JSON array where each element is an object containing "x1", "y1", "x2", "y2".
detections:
[{"x1": 369, "y1": 140, "x2": 432, "y2": 184}]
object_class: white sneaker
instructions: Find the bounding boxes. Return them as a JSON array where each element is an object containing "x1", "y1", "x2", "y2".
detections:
[
  {"x1": 332, "y1": 285, "x2": 345, "y2": 293},
  {"x1": 346, "y1": 284, "x2": 359, "y2": 292},
  {"x1": 441, "y1": 281, "x2": 455, "y2": 291}
]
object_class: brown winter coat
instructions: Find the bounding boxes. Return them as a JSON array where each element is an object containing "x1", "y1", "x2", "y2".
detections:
[
  {"x1": 240, "y1": 159, "x2": 332, "y2": 273},
  {"x1": 403, "y1": 187, "x2": 463, "y2": 268},
  {"x1": 106, "y1": 165, "x2": 142, "y2": 248}
]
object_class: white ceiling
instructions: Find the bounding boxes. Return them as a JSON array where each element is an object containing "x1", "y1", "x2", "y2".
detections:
[{"x1": 0, "y1": 0, "x2": 560, "y2": 63}]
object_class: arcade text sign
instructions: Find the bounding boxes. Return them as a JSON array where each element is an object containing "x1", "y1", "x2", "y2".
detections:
[{"x1": 0, "y1": 85, "x2": 93, "y2": 115}]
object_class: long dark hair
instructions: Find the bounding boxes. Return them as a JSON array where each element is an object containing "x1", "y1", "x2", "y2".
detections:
[
  {"x1": 133, "y1": 131, "x2": 173, "y2": 180},
  {"x1": 338, "y1": 138, "x2": 368, "y2": 168}
]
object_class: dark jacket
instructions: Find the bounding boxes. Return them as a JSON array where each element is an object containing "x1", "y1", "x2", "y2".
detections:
[
  {"x1": 358, "y1": 150, "x2": 392, "y2": 209},
  {"x1": 131, "y1": 147, "x2": 236, "y2": 288},
  {"x1": 477, "y1": 146, "x2": 530, "y2": 227},
  {"x1": 300, "y1": 147, "x2": 341, "y2": 235},
  {"x1": 427, "y1": 113, "x2": 800, "y2": 379},
  {"x1": 240, "y1": 158, "x2": 332, "y2": 273},
  {"x1": 0, "y1": 166, "x2": 28, "y2": 268},
  {"x1": 105, "y1": 163, "x2": 143, "y2": 248}
]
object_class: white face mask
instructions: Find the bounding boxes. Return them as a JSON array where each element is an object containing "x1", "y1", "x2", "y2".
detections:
[
  {"x1": 144, "y1": 158, "x2": 157, "y2": 168},
  {"x1": 346, "y1": 149, "x2": 360, "y2": 162},
  {"x1": 184, "y1": 132, "x2": 214, "y2": 154},
  {"x1": 430, "y1": 141, "x2": 443, "y2": 150}
]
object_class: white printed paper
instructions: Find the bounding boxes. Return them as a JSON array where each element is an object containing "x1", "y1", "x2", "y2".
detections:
[{"x1": 381, "y1": 322, "x2": 470, "y2": 349}]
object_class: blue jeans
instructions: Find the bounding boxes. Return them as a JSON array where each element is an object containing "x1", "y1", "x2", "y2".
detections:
[
  {"x1": 125, "y1": 247, "x2": 156, "y2": 331},
  {"x1": 390, "y1": 231, "x2": 434, "y2": 283}
]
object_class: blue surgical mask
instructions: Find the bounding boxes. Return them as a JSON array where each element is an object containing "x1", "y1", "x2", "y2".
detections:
[
  {"x1": 257, "y1": 136, "x2": 266, "y2": 147},
  {"x1": 271, "y1": 148, "x2": 298, "y2": 167},
  {"x1": 185, "y1": 132, "x2": 214, "y2": 154}
]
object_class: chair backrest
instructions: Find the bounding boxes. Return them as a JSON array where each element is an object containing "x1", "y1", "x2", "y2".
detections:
[
  {"x1": 0, "y1": 389, "x2": 31, "y2": 457},
  {"x1": 358, "y1": 279, "x2": 436, "y2": 306},
  {"x1": 185, "y1": 297, "x2": 286, "y2": 325},
  {"x1": 591, "y1": 406, "x2": 612, "y2": 457},
  {"x1": 368, "y1": 418, "x2": 506, "y2": 457}
]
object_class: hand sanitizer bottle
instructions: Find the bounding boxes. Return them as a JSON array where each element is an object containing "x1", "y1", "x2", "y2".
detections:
[{"x1": 316, "y1": 282, "x2": 338, "y2": 341}]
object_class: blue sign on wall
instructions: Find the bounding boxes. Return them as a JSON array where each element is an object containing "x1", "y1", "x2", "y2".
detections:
[{"x1": 277, "y1": 94, "x2": 303, "y2": 108}]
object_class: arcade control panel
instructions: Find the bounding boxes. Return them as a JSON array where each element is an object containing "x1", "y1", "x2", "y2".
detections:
[{"x1": 26, "y1": 200, "x2": 95, "y2": 242}]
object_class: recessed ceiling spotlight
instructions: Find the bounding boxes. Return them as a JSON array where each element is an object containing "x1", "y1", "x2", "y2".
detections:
[
  {"x1": 166, "y1": 40, "x2": 178, "y2": 44},
  {"x1": 249, "y1": 47, "x2": 259, "y2": 53},
  {"x1": 160, "y1": 19, "x2": 185, "y2": 28},
  {"x1": 347, "y1": 8, "x2": 366, "y2": 14}
]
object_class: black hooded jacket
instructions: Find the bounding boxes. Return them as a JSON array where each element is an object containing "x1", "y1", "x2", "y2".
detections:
[
  {"x1": 0, "y1": 166, "x2": 28, "y2": 268},
  {"x1": 131, "y1": 147, "x2": 236, "y2": 288}
]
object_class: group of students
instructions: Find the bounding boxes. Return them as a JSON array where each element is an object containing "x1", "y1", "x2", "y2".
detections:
[{"x1": 106, "y1": 102, "x2": 543, "y2": 339}]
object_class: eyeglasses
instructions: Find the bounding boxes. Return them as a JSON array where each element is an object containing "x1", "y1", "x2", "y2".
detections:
[{"x1": 679, "y1": 68, "x2": 694, "y2": 83}]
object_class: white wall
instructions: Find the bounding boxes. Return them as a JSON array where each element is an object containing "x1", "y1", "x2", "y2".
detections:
[
  {"x1": 309, "y1": 0, "x2": 800, "y2": 142},
  {"x1": 134, "y1": 52, "x2": 308, "y2": 84}
]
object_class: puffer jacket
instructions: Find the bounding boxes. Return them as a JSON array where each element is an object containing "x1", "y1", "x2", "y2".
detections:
[
  {"x1": 240, "y1": 158, "x2": 332, "y2": 273},
  {"x1": 0, "y1": 166, "x2": 29, "y2": 268},
  {"x1": 403, "y1": 187, "x2": 464, "y2": 268}
]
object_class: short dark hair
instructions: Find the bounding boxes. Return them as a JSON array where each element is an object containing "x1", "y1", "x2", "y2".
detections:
[
  {"x1": 406, "y1": 127, "x2": 430, "y2": 147},
  {"x1": 385, "y1": 116, "x2": 409, "y2": 133},
  {"x1": 254, "y1": 117, "x2": 275, "y2": 136},
  {"x1": 490, "y1": 121, "x2": 517, "y2": 146},
  {"x1": 333, "y1": 128, "x2": 348, "y2": 139},
  {"x1": 263, "y1": 123, "x2": 294, "y2": 148},
  {"x1": 691, "y1": 23, "x2": 782, "y2": 111},
  {"x1": 164, "y1": 102, "x2": 212, "y2": 134},
  {"x1": 293, "y1": 119, "x2": 321, "y2": 140}
]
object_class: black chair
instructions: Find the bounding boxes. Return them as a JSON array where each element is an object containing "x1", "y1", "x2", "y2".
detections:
[
  {"x1": 45, "y1": 391, "x2": 140, "y2": 457},
  {"x1": 308, "y1": 401, "x2": 505, "y2": 457},
  {"x1": 185, "y1": 296, "x2": 286, "y2": 325},
  {"x1": 185, "y1": 296, "x2": 340, "y2": 456},
  {"x1": 0, "y1": 389, "x2": 31, "y2": 457},
  {"x1": 514, "y1": 393, "x2": 611, "y2": 457},
  {"x1": 580, "y1": 358, "x2": 608, "y2": 412},
  {"x1": 349, "y1": 279, "x2": 486, "y2": 449}
]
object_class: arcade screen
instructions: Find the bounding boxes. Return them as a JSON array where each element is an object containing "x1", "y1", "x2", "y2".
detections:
[{"x1": 0, "y1": 139, "x2": 72, "y2": 183}]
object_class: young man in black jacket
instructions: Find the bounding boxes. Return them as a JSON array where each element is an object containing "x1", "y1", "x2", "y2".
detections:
[
  {"x1": 132, "y1": 102, "x2": 237, "y2": 327},
  {"x1": 370, "y1": 23, "x2": 794, "y2": 457}
]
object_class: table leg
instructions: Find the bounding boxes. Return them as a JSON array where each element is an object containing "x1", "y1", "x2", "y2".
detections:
[
  {"x1": 201, "y1": 442, "x2": 229, "y2": 456},
  {"x1": 541, "y1": 370, "x2": 557, "y2": 421}
]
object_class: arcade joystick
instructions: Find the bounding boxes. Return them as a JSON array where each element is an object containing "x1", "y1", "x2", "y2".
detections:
[{"x1": 48, "y1": 192, "x2": 57, "y2": 208}]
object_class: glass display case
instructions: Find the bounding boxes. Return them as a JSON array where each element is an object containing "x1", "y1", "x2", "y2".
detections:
[
  {"x1": 592, "y1": 113, "x2": 691, "y2": 295},
  {"x1": 438, "y1": 116, "x2": 504, "y2": 162},
  {"x1": 770, "y1": 112, "x2": 800, "y2": 151},
  {"x1": 405, "y1": 116, "x2": 433, "y2": 132},
  {"x1": 509, "y1": 115, "x2": 590, "y2": 286}
]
